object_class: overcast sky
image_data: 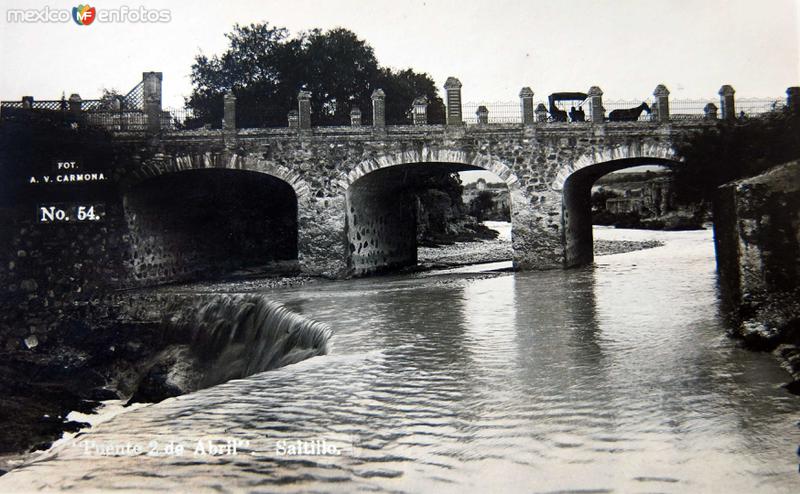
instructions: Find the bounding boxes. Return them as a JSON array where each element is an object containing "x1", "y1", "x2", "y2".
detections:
[{"x1": 1, "y1": 0, "x2": 798, "y2": 109}]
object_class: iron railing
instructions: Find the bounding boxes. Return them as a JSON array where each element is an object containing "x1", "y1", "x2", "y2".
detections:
[
  {"x1": 83, "y1": 110, "x2": 148, "y2": 131},
  {"x1": 122, "y1": 81, "x2": 144, "y2": 110},
  {"x1": 165, "y1": 107, "x2": 196, "y2": 129},
  {"x1": 667, "y1": 99, "x2": 711, "y2": 121},
  {"x1": 463, "y1": 101, "x2": 523, "y2": 124},
  {"x1": 736, "y1": 97, "x2": 785, "y2": 116},
  {"x1": 669, "y1": 98, "x2": 713, "y2": 116},
  {"x1": 1, "y1": 84, "x2": 790, "y2": 130},
  {"x1": 0, "y1": 100, "x2": 67, "y2": 111}
]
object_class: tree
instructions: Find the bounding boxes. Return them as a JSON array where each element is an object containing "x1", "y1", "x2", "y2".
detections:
[
  {"x1": 590, "y1": 188, "x2": 619, "y2": 212},
  {"x1": 301, "y1": 28, "x2": 379, "y2": 125},
  {"x1": 673, "y1": 107, "x2": 800, "y2": 204},
  {"x1": 374, "y1": 68, "x2": 445, "y2": 125},
  {"x1": 468, "y1": 191, "x2": 496, "y2": 222},
  {"x1": 186, "y1": 23, "x2": 444, "y2": 128},
  {"x1": 186, "y1": 23, "x2": 294, "y2": 128},
  {"x1": 99, "y1": 88, "x2": 122, "y2": 110},
  {"x1": 412, "y1": 173, "x2": 465, "y2": 242}
]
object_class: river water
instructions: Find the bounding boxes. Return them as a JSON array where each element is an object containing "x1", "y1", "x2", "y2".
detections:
[{"x1": 3, "y1": 228, "x2": 799, "y2": 493}]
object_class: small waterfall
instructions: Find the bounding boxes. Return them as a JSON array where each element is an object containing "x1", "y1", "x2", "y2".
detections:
[
  {"x1": 131, "y1": 294, "x2": 332, "y2": 401},
  {"x1": 190, "y1": 295, "x2": 332, "y2": 388}
]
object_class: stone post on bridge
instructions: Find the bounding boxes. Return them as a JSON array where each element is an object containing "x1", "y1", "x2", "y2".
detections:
[
  {"x1": 535, "y1": 103, "x2": 548, "y2": 123},
  {"x1": 142, "y1": 71, "x2": 162, "y2": 133},
  {"x1": 371, "y1": 89, "x2": 386, "y2": 128},
  {"x1": 719, "y1": 85, "x2": 736, "y2": 120},
  {"x1": 704, "y1": 103, "x2": 718, "y2": 120},
  {"x1": 444, "y1": 77, "x2": 463, "y2": 125},
  {"x1": 21, "y1": 96, "x2": 33, "y2": 109},
  {"x1": 223, "y1": 91, "x2": 236, "y2": 131},
  {"x1": 476, "y1": 106, "x2": 489, "y2": 125},
  {"x1": 350, "y1": 106, "x2": 362, "y2": 126},
  {"x1": 412, "y1": 96, "x2": 428, "y2": 125},
  {"x1": 787, "y1": 86, "x2": 800, "y2": 113},
  {"x1": 653, "y1": 84, "x2": 670, "y2": 123},
  {"x1": 519, "y1": 87, "x2": 535, "y2": 125},
  {"x1": 68, "y1": 94, "x2": 82, "y2": 119},
  {"x1": 588, "y1": 86, "x2": 604, "y2": 123},
  {"x1": 298, "y1": 90, "x2": 312, "y2": 129}
]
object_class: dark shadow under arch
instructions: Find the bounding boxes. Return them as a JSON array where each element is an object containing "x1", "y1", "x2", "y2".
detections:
[
  {"x1": 123, "y1": 168, "x2": 298, "y2": 285},
  {"x1": 562, "y1": 157, "x2": 680, "y2": 267},
  {"x1": 345, "y1": 162, "x2": 507, "y2": 277}
]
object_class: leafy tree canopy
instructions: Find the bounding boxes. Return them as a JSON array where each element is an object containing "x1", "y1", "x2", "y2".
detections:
[
  {"x1": 673, "y1": 107, "x2": 800, "y2": 204},
  {"x1": 186, "y1": 23, "x2": 444, "y2": 128},
  {"x1": 468, "y1": 190, "x2": 496, "y2": 222}
]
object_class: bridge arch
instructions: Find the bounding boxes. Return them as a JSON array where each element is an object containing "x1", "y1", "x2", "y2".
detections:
[
  {"x1": 339, "y1": 147, "x2": 523, "y2": 192},
  {"x1": 551, "y1": 141, "x2": 680, "y2": 192},
  {"x1": 558, "y1": 147, "x2": 683, "y2": 267},
  {"x1": 122, "y1": 161, "x2": 302, "y2": 285},
  {"x1": 339, "y1": 147, "x2": 522, "y2": 277},
  {"x1": 125, "y1": 153, "x2": 313, "y2": 201}
]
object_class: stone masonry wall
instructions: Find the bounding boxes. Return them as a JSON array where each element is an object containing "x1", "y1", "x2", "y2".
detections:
[
  {"x1": 122, "y1": 121, "x2": 690, "y2": 278},
  {"x1": 715, "y1": 160, "x2": 800, "y2": 314},
  {"x1": 713, "y1": 160, "x2": 800, "y2": 369},
  {"x1": 122, "y1": 169, "x2": 298, "y2": 286},
  {"x1": 0, "y1": 201, "x2": 130, "y2": 350},
  {"x1": 346, "y1": 184, "x2": 417, "y2": 276},
  {"x1": 0, "y1": 121, "x2": 697, "y2": 299}
]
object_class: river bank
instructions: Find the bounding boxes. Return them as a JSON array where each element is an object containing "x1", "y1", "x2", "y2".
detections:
[
  {"x1": 2, "y1": 228, "x2": 798, "y2": 492},
  {"x1": 0, "y1": 226, "x2": 697, "y2": 475},
  {"x1": 0, "y1": 292, "x2": 331, "y2": 475},
  {"x1": 418, "y1": 222, "x2": 664, "y2": 269}
]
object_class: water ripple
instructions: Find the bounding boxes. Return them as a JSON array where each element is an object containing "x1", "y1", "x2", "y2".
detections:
[{"x1": 2, "y1": 230, "x2": 799, "y2": 493}]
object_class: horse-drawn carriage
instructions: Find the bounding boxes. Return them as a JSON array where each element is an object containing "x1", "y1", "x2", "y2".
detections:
[
  {"x1": 548, "y1": 92, "x2": 651, "y2": 122},
  {"x1": 548, "y1": 92, "x2": 588, "y2": 122}
]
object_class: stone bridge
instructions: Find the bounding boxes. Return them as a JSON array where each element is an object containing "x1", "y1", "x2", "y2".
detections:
[
  {"x1": 119, "y1": 121, "x2": 691, "y2": 281},
  {"x1": 5, "y1": 72, "x2": 796, "y2": 287}
]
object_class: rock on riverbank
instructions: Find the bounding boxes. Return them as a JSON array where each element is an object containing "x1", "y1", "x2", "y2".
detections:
[
  {"x1": 418, "y1": 225, "x2": 663, "y2": 268},
  {"x1": 594, "y1": 239, "x2": 664, "y2": 256}
]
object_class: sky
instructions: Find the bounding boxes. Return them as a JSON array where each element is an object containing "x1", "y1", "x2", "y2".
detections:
[{"x1": 0, "y1": 0, "x2": 798, "y2": 110}]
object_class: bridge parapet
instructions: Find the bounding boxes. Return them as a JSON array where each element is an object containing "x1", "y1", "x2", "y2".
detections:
[
  {"x1": 150, "y1": 118, "x2": 715, "y2": 143},
  {"x1": 2, "y1": 71, "x2": 791, "y2": 133}
]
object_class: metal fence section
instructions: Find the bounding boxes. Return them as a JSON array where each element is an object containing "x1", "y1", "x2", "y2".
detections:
[
  {"x1": 83, "y1": 111, "x2": 148, "y2": 131},
  {"x1": 82, "y1": 100, "x2": 104, "y2": 111},
  {"x1": 122, "y1": 81, "x2": 144, "y2": 110},
  {"x1": 669, "y1": 99, "x2": 713, "y2": 120},
  {"x1": 463, "y1": 101, "x2": 522, "y2": 124},
  {"x1": 737, "y1": 98, "x2": 785, "y2": 116},
  {"x1": 1, "y1": 81, "x2": 790, "y2": 130},
  {"x1": 165, "y1": 107, "x2": 196, "y2": 129},
  {"x1": 32, "y1": 100, "x2": 67, "y2": 111},
  {"x1": 0, "y1": 100, "x2": 67, "y2": 111}
]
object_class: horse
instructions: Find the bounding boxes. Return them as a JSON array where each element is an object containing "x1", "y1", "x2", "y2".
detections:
[{"x1": 608, "y1": 102, "x2": 651, "y2": 122}]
